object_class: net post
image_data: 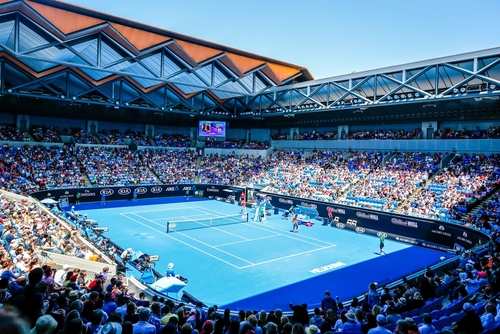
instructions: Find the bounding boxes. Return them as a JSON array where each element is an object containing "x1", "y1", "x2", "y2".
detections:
[{"x1": 166, "y1": 221, "x2": 170, "y2": 234}]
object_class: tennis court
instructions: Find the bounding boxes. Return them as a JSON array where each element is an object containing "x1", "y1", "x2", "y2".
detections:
[{"x1": 79, "y1": 198, "x2": 451, "y2": 310}]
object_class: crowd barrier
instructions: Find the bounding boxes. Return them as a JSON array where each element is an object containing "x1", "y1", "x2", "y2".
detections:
[{"x1": 30, "y1": 185, "x2": 491, "y2": 253}]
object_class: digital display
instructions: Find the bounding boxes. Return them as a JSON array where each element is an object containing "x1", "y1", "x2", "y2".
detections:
[{"x1": 198, "y1": 121, "x2": 226, "y2": 137}]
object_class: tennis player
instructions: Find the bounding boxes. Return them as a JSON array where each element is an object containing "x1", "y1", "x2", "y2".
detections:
[
  {"x1": 240, "y1": 199, "x2": 247, "y2": 214},
  {"x1": 292, "y1": 214, "x2": 299, "y2": 232},
  {"x1": 379, "y1": 234, "x2": 387, "y2": 255}
]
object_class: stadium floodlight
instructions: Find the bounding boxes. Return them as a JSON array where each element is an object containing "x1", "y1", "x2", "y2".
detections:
[
  {"x1": 490, "y1": 84, "x2": 497, "y2": 90},
  {"x1": 415, "y1": 92, "x2": 420, "y2": 97},
  {"x1": 400, "y1": 94, "x2": 406, "y2": 99},
  {"x1": 394, "y1": 95, "x2": 399, "y2": 100},
  {"x1": 460, "y1": 87, "x2": 466, "y2": 93},
  {"x1": 453, "y1": 88, "x2": 459, "y2": 94}
]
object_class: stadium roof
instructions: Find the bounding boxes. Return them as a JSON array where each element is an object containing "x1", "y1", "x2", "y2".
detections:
[{"x1": 0, "y1": 0, "x2": 499, "y2": 126}]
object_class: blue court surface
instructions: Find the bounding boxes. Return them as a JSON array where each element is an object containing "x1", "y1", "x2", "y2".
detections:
[{"x1": 79, "y1": 198, "x2": 451, "y2": 311}]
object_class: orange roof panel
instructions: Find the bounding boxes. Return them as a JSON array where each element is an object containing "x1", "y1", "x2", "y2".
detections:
[
  {"x1": 0, "y1": 0, "x2": 15, "y2": 4},
  {"x1": 267, "y1": 62, "x2": 301, "y2": 82},
  {"x1": 174, "y1": 39, "x2": 223, "y2": 64},
  {"x1": 26, "y1": 1, "x2": 104, "y2": 34},
  {"x1": 111, "y1": 22, "x2": 171, "y2": 51},
  {"x1": 226, "y1": 52, "x2": 265, "y2": 74}
]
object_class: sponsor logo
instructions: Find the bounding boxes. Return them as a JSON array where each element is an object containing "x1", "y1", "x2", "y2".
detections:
[
  {"x1": 355, "y1": 227, "x2": 365, "y2": 233},
  {"x1": 300, "y1": 202, "x2": 317, "y2": 209},
  {"x1": 136, "y1": 187, "x2": 147, "y2": 195},
  {"x1": 47, "y1": 193, "x2": 51, "y2": 197},
  {"x1": 182, "y1": 186, "x2": 192, "y2": 191},
  {"x1": 395, "y1": 236, "x2": 418, "y2": 245},
  {"x1": 206, "y1": 187, "x2": 220, "y2": 192},
  {"x1": 151, "y1": 186, "x2": 163, "y2": 194},
  {"x1": 327, "y1": 207, "x2": 346, "y2": 214},
  {"x1": 164, "y1": 187, "x2": 176, "y2": 192},
  {"x1": 457, "y1": 236, "x2": 472, "y2": 245},
  {"x1": 346, "y1": 219, "x2": 357, "y2": 226},
  {"x1": 279, "y1": 198, "x2": 294, "y2": 205},
  {"x1": 463, "y1": 232, "x2": 468, "y2": 238},
  {"x1": 431, "y1": 227, "x2": 451, "y2": 237},
  {"x1": 356, "y1": 212, "x2": 379, "y2": 221},
  {"x1": 391, "y1": 218, "x2": 418, "y2": 228},
  {"x1": 310, "y1": 261, "x2": 346, "y2": 274},
  {"x1": 100, "y1": 189, "x2": 114, "y2": 196},
  {"x1": 377, "y1": 232, "x2": 388, "y2": 238},
  {"x1": 81, "y1": 191, "x2": 96, "y2": 197},
  {"x1": 118, "y1": 188, "x2": 131, "y2": 196},
  {"x1": 336, "y1": 223, "x2": 345, "y2": 229},
  {"x1": 64, "y1": 191, "x2": 69, "y2": 195},
  {"x1": 421, "y1": 243, "x2": 449, "y2": 251}
]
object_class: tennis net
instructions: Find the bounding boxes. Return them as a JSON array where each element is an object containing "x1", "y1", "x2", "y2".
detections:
[{"x1": 166, "y1": 213, "x2": 249, "y2": 233}]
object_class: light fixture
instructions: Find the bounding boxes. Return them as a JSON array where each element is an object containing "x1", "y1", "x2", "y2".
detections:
[
  {"x1": 115, "y1": 101, "x2": 120, "y2": 105},
  {"x1": 415, "y1": 92, "x2": 420, "y2": 97},
  {"x1": 387, "y1": 96, "x2": 392, "y2": 100},
  {"x1": 407, "y1": 93, "x2": 413, "y2": 98},
  {"x1": 400, "y1": 94, "x2": 406, "y2": 99},
  {"x1": 423, "y1": 103, "x2": 436, "y2": 108},
  {"x1": 394, "y1": 95, "x2": 399, "y2": 100},
  {"x1": 490, "y1": 84, "x2": 497, "y2": 90},
  {"x1": 453, "y1": 88, "x2": 459, "y2": 94},
  {"x1": 125, "y1": 102, "x2": 129, "y2": 106},
  {"x1": 7, "y1": 89, "x2": 12, "y2": 93},
  {"x1": 72, "y1": 96, "x2": 77, "y2": 100},
  {"x1": 60, "y1": 94, "x2": 65, "y2": 99},
  {"x1": 460, "y1": 87, "x2": 466, "y2": 93}
]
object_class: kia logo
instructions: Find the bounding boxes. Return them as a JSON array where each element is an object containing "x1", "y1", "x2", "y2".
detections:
[
  {"x1": 136, "y1": 187, "x2": 147, "y2": 195},
  {"x1": 336, "y1": 223, "x2": 345, "y2": 229},
  {"x1": 100, "y1": 189, "x2": 114, "y2": 196},
  {"x1": 151, "y1": 187, "x2": 163, "y2": 193},
  {"x1": 355, "y1": 227, "x2": 365, "y2": 233},
  {"x1": 118, "y1": 188, "x2": 131, "y2": 195}
]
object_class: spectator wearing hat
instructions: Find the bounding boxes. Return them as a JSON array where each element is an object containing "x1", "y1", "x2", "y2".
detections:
[
  {"x1": 29, "y1": 314, "x2": 58, "y2": 334},
  {"x1": 134, "y1": 307, "x2": 156, "y2": 334},
  {"x1": 342, "y1": 311, "x2": 361, "y2": 332},
  {"x1": 367, "y1": 314, "x2": 391, "y2": 334},
  {"x1": 306, "y1": 324, "x2": 318, "y2": 334},
  {"x1": 452, "y1": 303, "x2": 483, "y2": 334},
  {"x1": 100, "y1": 322, "x2": 123, "y2": 334},
  {"x1": 417, "y1": 314, "x2": 436, "y2": 334},
  {"x1": 396, "y1": 297, "x2": 407, "y2": 314}
]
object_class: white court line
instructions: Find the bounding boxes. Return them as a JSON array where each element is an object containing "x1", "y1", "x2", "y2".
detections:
[
  {"x1": 193, "y1": 206, "x2": 335, "y2": 247},
  {"x1": 214, "y1": 234, "x2": 279, "y2": 247},
  {"x1": 121, "y1": 206, "x2": 205, "y2": 215},
  {"x1": 238, "y1": 244, "x2": 337, "y2": 269},
  {"x1": 119, "y1": 213, "x2": 246, "y2": 269},
  {"x1": 152, "y1": 213, "x2": 208, "y2": 222},
  {"x1": 193, "y1": 205, "x2": 336, "y2": 246},
  {"x1": 127, "y1": 213, "x2": 254, "y2": 265}
]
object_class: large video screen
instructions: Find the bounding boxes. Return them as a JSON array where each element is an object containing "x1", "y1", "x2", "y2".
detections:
[{"x1": 198, "y1": 121, "x2": 226, "y2": 137}]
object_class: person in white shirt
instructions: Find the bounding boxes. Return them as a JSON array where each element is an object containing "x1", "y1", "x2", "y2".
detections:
[{"x1": 54, "y1": 264, "x2": 70, "y2": 286}]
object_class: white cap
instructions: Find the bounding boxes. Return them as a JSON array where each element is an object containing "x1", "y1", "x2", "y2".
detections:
[
  {"x1": 63, "y1": 264, "x2": 71, "y2": 270},
  {"x1": 168, "y1": 263, "x2": 174, "y2": 269}
]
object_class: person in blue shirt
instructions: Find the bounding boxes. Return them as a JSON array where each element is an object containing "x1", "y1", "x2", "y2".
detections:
[
  {"x1": 166, "y1": 263, "x2": 176, "y2": 277},
  {"x1": 101, "y1": 193, "x2": 106, "y2": 205},
  {"x1": 132, "y1": 189, "x2": 137, "y2": 202}
]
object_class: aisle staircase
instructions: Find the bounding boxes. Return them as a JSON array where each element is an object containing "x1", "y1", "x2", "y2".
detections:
[{"x1": 395, "y1": 171, "x2": 443, "y2": 213}]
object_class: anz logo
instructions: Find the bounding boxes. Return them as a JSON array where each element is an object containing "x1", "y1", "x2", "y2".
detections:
[
  {"x1": 100, "y1": 189, "x2": 114, "y2": 196},
  {"x1": 182, "y1": 186, "x2": 192, "y2": 191},
  {"x1": 151, "y1": 187, "x2": 163, "y2": 194}
]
